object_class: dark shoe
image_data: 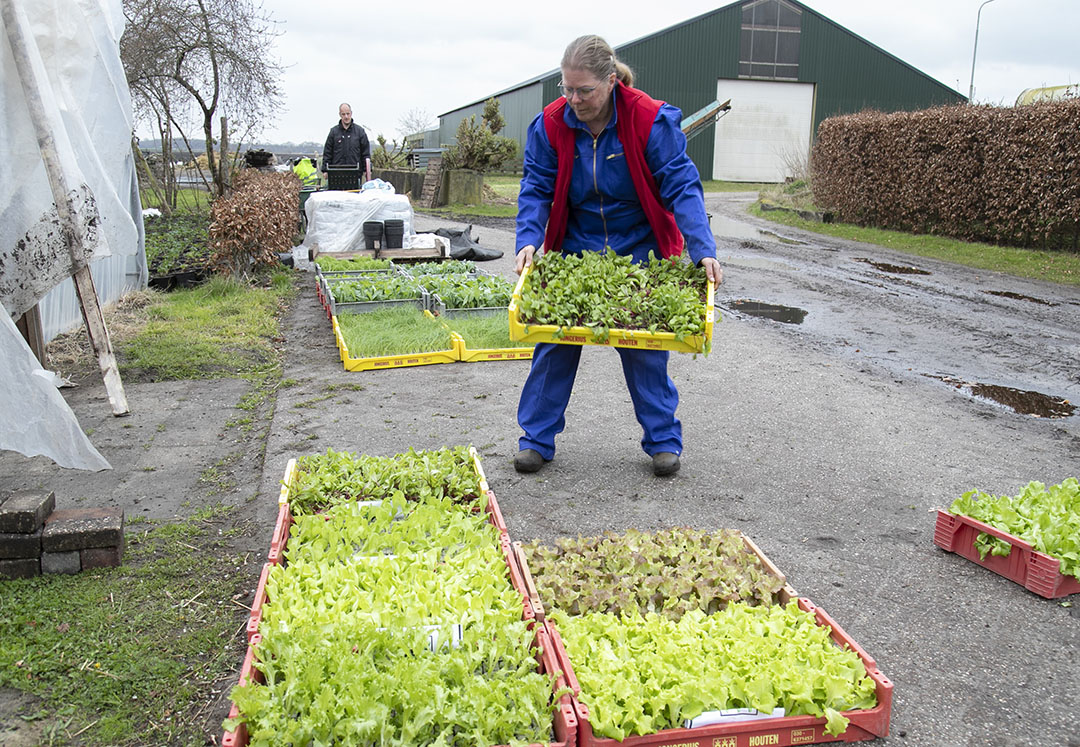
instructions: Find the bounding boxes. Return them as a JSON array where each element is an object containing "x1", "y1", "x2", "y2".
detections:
[
  {"x1": 514, "y1": 449, "x2": 546, "y2": 473},
  {"x1": 652, "y1": 452, "x2": 680, "y2": 476}
]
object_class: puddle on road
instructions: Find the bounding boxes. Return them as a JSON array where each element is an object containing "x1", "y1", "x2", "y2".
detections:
[
  {"x1": 925, "y1": 375, "x2": 1075, "y2": 418},
  {"x1": 720, "y1": 256, "x2": 794, "y2": 272},
  {"x1": 710, "y1": 216, "x2": 806, "y2": 245},
  {"x1": 983, "y1": 290, "x2": 1057, "y2": 306},
  {"x1": 760, "y1": 230, "x2": 806, "y2": 245},
  {"x1": 854, "y1": 258, "x2": 931, "y2": 275},
  {"x1": 711, "y1": 215, "x2": 770, "y2": 241},
  {"x1": 722, "y1": 299, "x2": 808, "y2": 324}
]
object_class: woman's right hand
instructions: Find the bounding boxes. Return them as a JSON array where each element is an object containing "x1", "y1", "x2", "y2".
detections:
[{"x1": 515, "y1": 245, "x2": 537, "y2": 275}]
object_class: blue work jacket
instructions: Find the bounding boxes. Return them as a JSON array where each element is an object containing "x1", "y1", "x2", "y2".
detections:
[{"x1": 516, "y1": 90, "x2": 716, "y2": 266}]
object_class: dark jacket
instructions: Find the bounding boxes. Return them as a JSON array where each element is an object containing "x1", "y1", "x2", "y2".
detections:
[{"x1": 322, "y1": 121, "x2": 371, "y2": 171}]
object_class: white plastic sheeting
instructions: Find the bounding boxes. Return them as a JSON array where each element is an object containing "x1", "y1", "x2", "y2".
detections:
[
  {"x1": 0, "y1": 0, "x2": 146, "y2": 337},
  {"x1": 0, "y1": 0, "x2": 141, "y2": 470},
  {"x1": 0, "y1": 308, "x2": 110, "y2": 471},
  {"x1": 301, "y1": 191, "x2": 415, "y2": 255}
]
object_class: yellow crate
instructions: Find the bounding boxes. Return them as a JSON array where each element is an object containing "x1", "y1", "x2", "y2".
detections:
[
  {"x1": 508, "y1": 262, "x2": 716, "y2": 354},
  {"x1": 453, "y1": 331, "x2": 535, "y2": 363},
  {"x1": 332, "y1": 312, "x2": 461, "y2": 371},
  {"x1": 277, "y1": 458, "x2": 297, "y2": 505}
]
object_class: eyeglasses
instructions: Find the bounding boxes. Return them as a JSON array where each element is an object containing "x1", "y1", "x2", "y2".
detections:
[{"x1": 559, "y1": 82, "x2": 602, "y2": 100}]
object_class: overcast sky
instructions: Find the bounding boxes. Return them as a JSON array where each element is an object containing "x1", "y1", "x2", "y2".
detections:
[{"x1": 251, "y1": 0, "x2": 1077, "y2": 147}]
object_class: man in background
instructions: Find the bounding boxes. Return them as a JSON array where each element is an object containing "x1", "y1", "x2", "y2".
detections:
[{"x1": 322, "y1": 103, "x2": 371, "y2": 188}]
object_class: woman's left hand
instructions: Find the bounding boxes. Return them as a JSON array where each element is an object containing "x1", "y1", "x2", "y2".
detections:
[{"x1": 699, "y1": 257, "x2": 723, "y2": 287}]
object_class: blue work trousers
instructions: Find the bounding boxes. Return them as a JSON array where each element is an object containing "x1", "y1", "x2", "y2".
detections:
[{"x1": 517, "y1": 342, "x2": 682, "y2": 460}]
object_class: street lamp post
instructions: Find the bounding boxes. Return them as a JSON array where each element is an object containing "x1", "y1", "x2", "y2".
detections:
[{"x1": 968, "y1": 0, "x2": 998, "y2": 102}]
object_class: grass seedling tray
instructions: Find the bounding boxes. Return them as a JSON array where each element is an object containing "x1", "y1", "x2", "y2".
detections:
[
  {"x1": 333, "y1": 308, "x2": 460, "y2": 371},
  {"x1": 446, "y1": 314, "x2": 535, "y2": 363}
]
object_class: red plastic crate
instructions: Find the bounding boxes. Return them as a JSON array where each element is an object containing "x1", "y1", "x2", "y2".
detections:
[
  {"x1": 245, "y1": 563, "x2": 273, "y2": 642},
  {"x1": 485, "y1": 488, "x2": 509, "y2": 535},
  {"x1": 934, "y1": 509, "x2": 1080, "y2": 598},
  {"x1": 267, "y1": 503, "x2": 292, "y2": 565},
  {"x1": 222, "y1": 622, "x2": 576, "y2": 746},
  {"x1": 502, "y1": 535, "x2": 537, "y2": 627},
  {"x1": 512, "y1": 541, "x2": 547, "y2": 623},
  {"x1": 221, "y1": 635, "x2": 264, "y2": 747},
  {"x1": 546, "y1": 597, "x2": 892, "y2": 747}
]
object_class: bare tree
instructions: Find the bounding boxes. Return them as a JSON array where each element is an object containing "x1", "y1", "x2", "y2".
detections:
[
  {"x1": 121, "y1": 0, "x2": 284, "y2": 199},
  {"x1": 398, "y1": 107, "x2": 435, "y2": 138}
]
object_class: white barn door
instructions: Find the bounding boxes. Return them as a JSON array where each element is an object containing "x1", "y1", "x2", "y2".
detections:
[{"x1": 712, "y1": 79, "x2": 815, "y2": 183}]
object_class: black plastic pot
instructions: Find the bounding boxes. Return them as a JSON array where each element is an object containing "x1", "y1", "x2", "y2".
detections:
[
  {"x1": 363, "y1": 221, "x2": 383, "y2": 251},
  {"x1": 383, "y1": 219, "x2": 404, "y2": 249}
]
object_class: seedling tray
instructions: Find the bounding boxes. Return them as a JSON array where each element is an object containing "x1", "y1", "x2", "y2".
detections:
[
  {"x1": 508, "y1": 263, "x2": 715, "y2": 354},
  {"x1": 510, "y1": 530, "x2": 798, "y2": 625},
  {"x1": 332, "y1": 313, "x2": 460, "y2": 371},
  {"x1": 933, "y1": 509, "x2": 1080, "y2": 598},
  {"x1": 546, "y1": 597, "x2": 893, "y2": 747},
  {"x1": 251, "y1": 449, "x2": 514, "y2": 641},
  {"x1": 316, "y1": 268, "x2": 396, "y2": 311},
  {"x1": 329, "y1": 293, "x2": 428, "y2": 317},
  {"x1": 453, "y1": 331, "x2": 536, "y2": 363},
  {"x1": 431, "y1": 295, "x2": 508, "y2": 319},
  {"x1": 228, "y1": 449, "x2": 565, "y2": 747},
  {"x1": 224, "y1": 626, "x2": 576, "y2": 747}
]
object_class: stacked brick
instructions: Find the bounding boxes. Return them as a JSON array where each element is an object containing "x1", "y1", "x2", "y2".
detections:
[{"x1": 0, "y1": 490, "x2": 124, "y2": 580}]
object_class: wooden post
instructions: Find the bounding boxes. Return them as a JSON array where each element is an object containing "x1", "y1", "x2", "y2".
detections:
[
  {"x1": 219, "y1": 115, "x2": 229, "y2": 190},
  {"x1": 14, "y1": 304, "x2": 46, "y2": 365},
  {"x1": 1, "y1": 0, "x2": 129, "y2": 415}
]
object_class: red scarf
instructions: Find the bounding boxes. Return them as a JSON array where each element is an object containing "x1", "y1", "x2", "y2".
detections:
[{"x1": 541, "y1": 80, "x2": 684, "y2": 258}]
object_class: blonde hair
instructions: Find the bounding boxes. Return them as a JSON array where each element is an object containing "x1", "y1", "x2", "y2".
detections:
[{"x1": 562, "y1": 35, "x2": 634, "y2": 88}]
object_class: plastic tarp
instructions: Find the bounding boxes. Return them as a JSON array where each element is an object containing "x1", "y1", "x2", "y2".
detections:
[
  {"x1": 301, "y1": 191, "x2": 415, "y2": 255},
  {"x1": 0, "y1": 0, "x2": 141, "y2": 470},
  {"x1": 0, "y1": 310, "x2": 110, "y2": 471}
]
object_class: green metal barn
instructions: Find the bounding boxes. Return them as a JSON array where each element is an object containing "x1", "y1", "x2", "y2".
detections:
[{"x1": 438, "y1": 0, "x2": 965, "y2": 182}]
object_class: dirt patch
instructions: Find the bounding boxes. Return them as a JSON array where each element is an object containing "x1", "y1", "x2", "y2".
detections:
[
  {"x1": 44, "y1": 290, "x2": 158, "y2": 383},
  {"x1": 0, "y1": 690, "x2": 45, "y2": 747}
]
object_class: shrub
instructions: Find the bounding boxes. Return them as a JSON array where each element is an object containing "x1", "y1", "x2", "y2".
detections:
[
  {"x1": 812, "y1": 100, "x2": 1080, "y2": 249},
  {"x1": 209, "y1": 170, "x2": 299, "y2": 278},
  {"x1": 443, "y1": 98, "x2": 518, "y2": 172},
  {"x1": 372, "y1": 134, "x2": 411, "y2": 169}
]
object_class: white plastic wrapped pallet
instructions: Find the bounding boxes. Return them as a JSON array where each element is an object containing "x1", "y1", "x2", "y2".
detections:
[
  {"x1": 0, "y1": 0, "x2": 141, "y2": 470},
  {"x1": 301, "y1": 190, "x2": 415, "y2": 255}
]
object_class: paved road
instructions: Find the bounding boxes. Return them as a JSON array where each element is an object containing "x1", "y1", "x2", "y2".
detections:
[
  {"x1": 260, "y1": 198, "x2": 1079, "y2": 747},
  {"x1": 705, "y1": 192, "x2": 1080, "y2": 424}
]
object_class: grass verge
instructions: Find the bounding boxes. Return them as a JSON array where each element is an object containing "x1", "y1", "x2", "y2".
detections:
[
  {"x1": 140, "y1": 188, "x2": 212, "y2": 216},
  {"x1": 423, "y1": 203, "x2": 518, "y2": 219},
  {"x1": 117, "y1": 273, "x2": 294, "y2": 382},
  {"x1": 748, "y1": 202, "x2": 1080, "y2": 287},
  {"x1": 0, "y1": 509, "x2": 252, "y2": 746},
  {"x1": 701, "y1": 180, "x2": 772, "y2": 193}
]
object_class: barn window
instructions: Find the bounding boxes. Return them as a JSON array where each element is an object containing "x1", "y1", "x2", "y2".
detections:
[{"x1": 739, "y1": 0, "x2": 801, "y2": 81}]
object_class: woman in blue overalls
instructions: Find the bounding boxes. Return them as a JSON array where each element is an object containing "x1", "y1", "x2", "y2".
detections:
[{"x1": 514, "y1": 35, "x2": 723, "y2": 477}]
